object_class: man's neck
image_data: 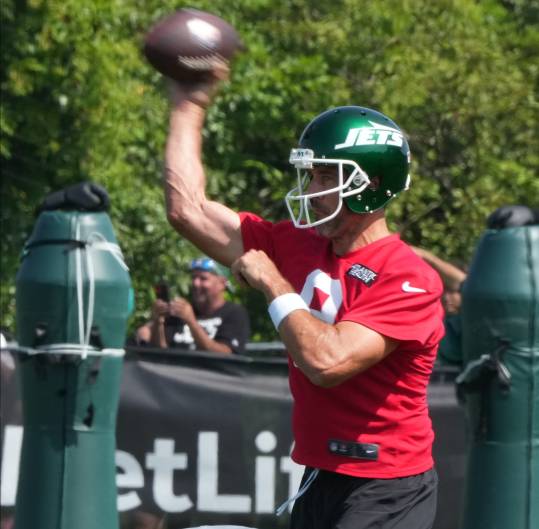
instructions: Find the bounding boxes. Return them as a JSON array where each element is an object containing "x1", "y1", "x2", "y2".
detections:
[
  {"x1": 331, "y1": 210, "x2": 391, "y2": 256},
  {"x1": 196, "y1": 297, "x2": 226, "y2": 317}
]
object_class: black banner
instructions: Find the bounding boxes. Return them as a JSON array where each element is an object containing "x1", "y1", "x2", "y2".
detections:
[{"x1": 1, "y1": 347, "x2": 466, "y2": 529}]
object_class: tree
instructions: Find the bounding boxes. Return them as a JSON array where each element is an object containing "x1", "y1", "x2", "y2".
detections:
[{"x1": 2, "y1": 0, "x2": 537, "y2": 340}]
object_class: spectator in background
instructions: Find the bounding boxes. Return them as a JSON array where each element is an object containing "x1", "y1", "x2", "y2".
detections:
[
  {"x1": 423, "y1": 205, "x2": 538, "y2": 365},
  {"x1": 136, "y1": 257, "x2": 250, "y2": 354},
  {"x1": 412, "y1": 206, "x2": 538, "y2": 317},
  {"x1": 411, "y1": 247, "x2": 467, "y2": 315},
  {"x1": 410, "y1": 247, "x2": 467, "y2": 365}
]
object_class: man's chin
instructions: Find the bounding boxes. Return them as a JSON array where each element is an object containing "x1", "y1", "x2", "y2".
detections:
[
  {"x1": 313, "y1": 218, "x2": 337, "y2": 237},
  {"x1": 191, "y1": 294, "x2": 206, "y2": 306},
  {"x1": 313, "y1": 224, "x2": 327, "y2": 236}
]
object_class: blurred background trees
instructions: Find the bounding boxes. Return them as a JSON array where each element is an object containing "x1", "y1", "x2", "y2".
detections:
[{"x1": 1, "y1": 0, "x2": 537, "y2": 340}]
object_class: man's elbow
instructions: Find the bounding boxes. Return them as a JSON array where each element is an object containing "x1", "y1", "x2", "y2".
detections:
[
  {"x1": 308, "y1": 371, "x2": 340, "y2": 388},
  {"x1": 303, "y1": 360, "x2": 346, "y2": 388},
  {"x1": 166, "y1": 202, "x2": 197, "y2": 234},
  {"x1": 164, "y1": 178, "x2": 201, "y2": 231},
  {"x1": 166, "y1": 207, "x2": 184, "y2": 230},
  {"x1": 304, "y1": 358, "x2": 368, "y2": 388}
]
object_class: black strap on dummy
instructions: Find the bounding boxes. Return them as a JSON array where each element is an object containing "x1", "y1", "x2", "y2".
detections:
[
  {"x1": 486, "y1": 205, "x2": 538, "y2": 229},
  {"x1": 37, "y1": 181, "x2": 110, "y2": 213}
]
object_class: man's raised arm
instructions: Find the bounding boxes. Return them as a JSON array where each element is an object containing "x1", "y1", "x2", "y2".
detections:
[{"x1": 164, "y1": 80, "x2": 244, "y2": 267}]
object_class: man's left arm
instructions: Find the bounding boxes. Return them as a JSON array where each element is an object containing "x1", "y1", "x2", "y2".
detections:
[
  {"x1": 188, "y1": 320, "x2": 234, "y2": 355},
  {"x1": 232, "y1": 250, "x2": 398, "y2": 387}
]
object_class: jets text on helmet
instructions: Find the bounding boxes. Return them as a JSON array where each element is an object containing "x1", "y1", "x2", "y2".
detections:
[{"x1": 335, "y1": 121, "x2": 404, "y2": 150}]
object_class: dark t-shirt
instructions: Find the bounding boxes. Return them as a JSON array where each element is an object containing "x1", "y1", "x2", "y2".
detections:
[{"x1": 163, "y1": 301, "x2": 250, "y2": 354}]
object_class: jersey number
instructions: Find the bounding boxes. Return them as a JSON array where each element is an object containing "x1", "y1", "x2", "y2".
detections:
[{"x1": 300, "y1": 269, "x2": 343, "y2": 324}]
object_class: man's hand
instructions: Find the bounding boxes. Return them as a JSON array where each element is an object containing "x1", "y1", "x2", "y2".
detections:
[
  {"x1": 152, "y1": 299, "x2": 169, "y2": 322},
  {"x1": 169, "y1": 297, "x2": 196, "y2": 324},
  {"x1": 231, "y1": 250, "x2": 293, "y2": 301},
  {"x1": 168, "y1": 64, "x2": 230, "y2": 108}
]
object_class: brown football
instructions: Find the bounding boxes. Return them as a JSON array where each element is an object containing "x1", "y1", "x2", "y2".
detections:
[{"x1": 143, "y1": 8, "x2": 243, "y2": 83}]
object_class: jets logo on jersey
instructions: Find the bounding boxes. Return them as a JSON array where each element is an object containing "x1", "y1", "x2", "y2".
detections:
[
  {"x1": 346, "y1": 264, "x2": 378, "y2": 287},
  {"x1": 335, "y1": 121, "x2": 404, "y2": 150}
]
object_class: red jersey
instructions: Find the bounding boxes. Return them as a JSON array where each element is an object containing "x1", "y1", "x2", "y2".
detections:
[{"x1": 240, "y1": 212, "x2": 445, "y2": 478}]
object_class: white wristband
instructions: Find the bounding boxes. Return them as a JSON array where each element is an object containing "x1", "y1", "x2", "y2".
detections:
[{"x1": 268, "y1": 293, "x2": 309, "y2": 330}]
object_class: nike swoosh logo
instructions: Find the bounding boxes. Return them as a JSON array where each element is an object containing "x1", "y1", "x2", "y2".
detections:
[{"x1": 402, "y1": 281, "x2": 427, "y2": 293}]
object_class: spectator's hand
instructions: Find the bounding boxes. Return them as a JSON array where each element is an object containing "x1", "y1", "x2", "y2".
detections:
[
  {"x1": 169, "y1": 297, "x2": 196, "y2": 323},
  {"x1": 151, "y1": 299, "x2": 169, "y2": 321},
  {"x1": 136, "y1": 323, "x2": 152, "y2": 344}
]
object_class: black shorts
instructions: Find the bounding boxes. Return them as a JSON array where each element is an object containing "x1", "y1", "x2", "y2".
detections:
[{"x1": 290, "y1": 467, "x2": 438, "y2": 529}]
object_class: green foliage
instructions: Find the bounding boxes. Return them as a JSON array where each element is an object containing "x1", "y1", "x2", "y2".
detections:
[{"x1": 1, "y1": 0, "x2": 537, "y2": 340}]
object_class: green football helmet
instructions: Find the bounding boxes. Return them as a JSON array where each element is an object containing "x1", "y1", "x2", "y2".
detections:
[{"x1": 286, "y1": 106, "x2": 411, "y2": 228}]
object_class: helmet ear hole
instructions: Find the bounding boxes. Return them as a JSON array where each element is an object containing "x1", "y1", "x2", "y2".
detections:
[{"x1": 368, "y1": 176, "x2": 381, "y2": 191}]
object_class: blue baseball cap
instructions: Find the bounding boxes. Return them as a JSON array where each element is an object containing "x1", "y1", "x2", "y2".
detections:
[
  {"x1": 189, "y1": 257, "x2": 234, "y2": 291},
  {"x1": 189, "y1": 257, "x2": 229, "y2": 277}
]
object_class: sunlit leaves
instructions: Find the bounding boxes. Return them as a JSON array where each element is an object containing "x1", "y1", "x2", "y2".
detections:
[{"x1": 1, "y1": 0, "x2": 537, "y2": 338}]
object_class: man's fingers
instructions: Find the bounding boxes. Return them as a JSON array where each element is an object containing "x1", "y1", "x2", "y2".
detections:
[
  {"x1": 231, "y1": 257, "x2": 251, "y2": 287},
  {"x1": 212, "y1": 63, "x2": 230, "y2": 82},
  {"x1": 167, "y1": 65, "x2": 230, "y2": 108}
]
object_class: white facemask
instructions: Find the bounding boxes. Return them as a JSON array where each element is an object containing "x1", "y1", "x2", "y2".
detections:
[{"x1": 285, "y1": 148, "x2": 371, "y2": 228}]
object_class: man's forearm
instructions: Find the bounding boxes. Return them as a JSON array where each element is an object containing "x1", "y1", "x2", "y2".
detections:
[
  {"x1": 164, "y1": 101, "x2": 207, "y2": 230},
  {"x1": 187, "y1": 319, "x2": 232, "y2": 355},
  {"x1": 412, "y1": 247, "x2": 466, "y2": 290},
  {"x1": 150, "y1": 318, "x2": 167, "y2": 348}
]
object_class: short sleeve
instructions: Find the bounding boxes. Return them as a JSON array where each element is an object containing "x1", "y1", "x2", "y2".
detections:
[
  {"x1": 239, "y1": 212, "x2": 276, "y2": 259},
  {"x1": 342, "y1": 270, "x2": 445, "y2": 347}
]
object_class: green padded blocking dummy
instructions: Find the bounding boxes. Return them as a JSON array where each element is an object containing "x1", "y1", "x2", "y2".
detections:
[
  {"x1": 14, "y1": 183, "x2": 133, "y2": 529},
  {"x1": 454, "y1": 206, "x2": 538, "y2": 529}
]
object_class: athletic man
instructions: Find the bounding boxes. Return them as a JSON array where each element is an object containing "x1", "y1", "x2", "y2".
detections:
[{"x1": 162, "y1": 76, "x2": 445, "y2": 528}]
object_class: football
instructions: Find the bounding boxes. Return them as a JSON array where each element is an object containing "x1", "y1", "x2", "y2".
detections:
[{"x1": 143, "y1": 8, "x2": 243, "y2": 83}]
